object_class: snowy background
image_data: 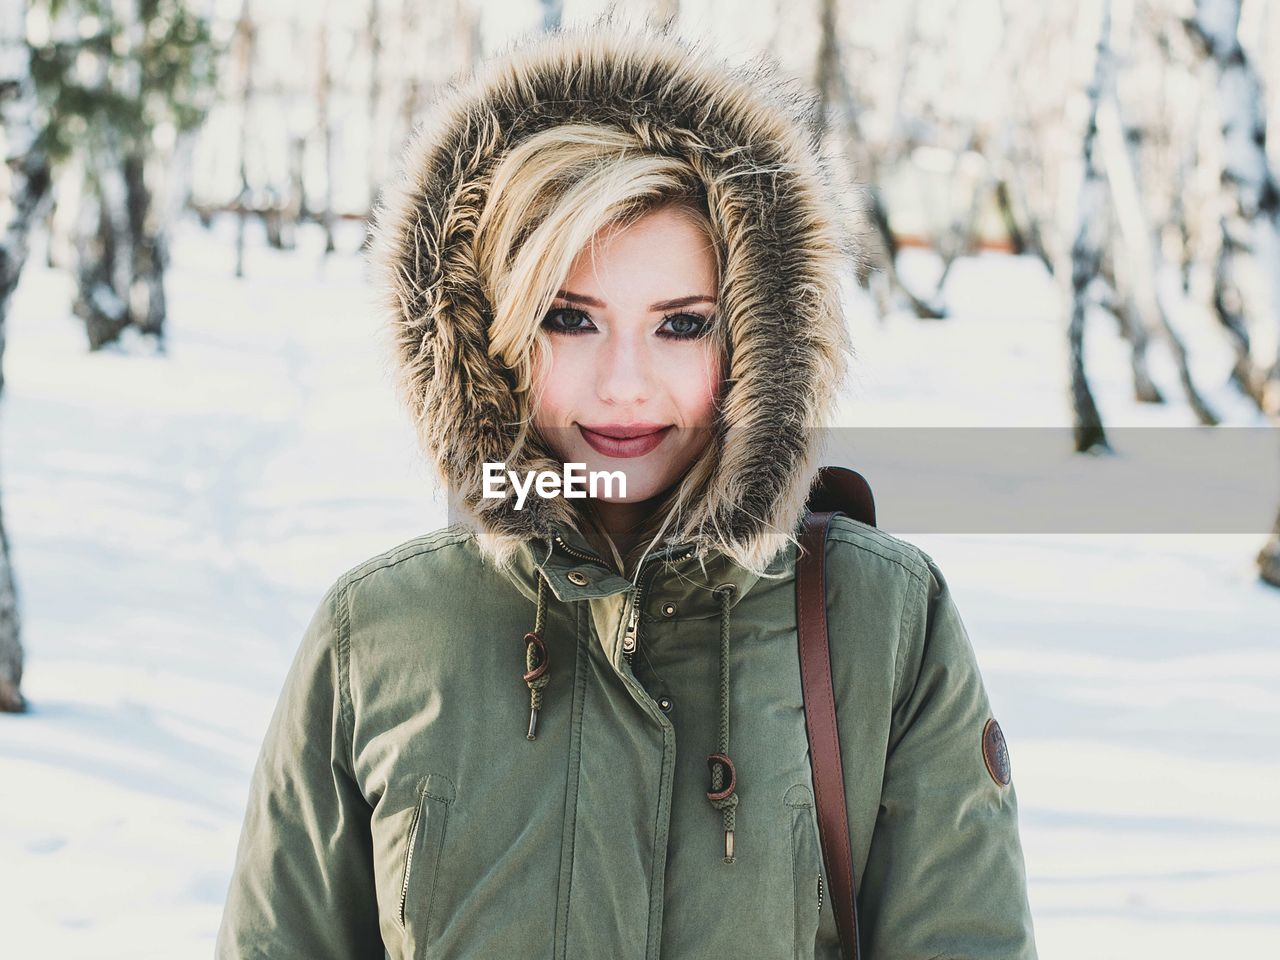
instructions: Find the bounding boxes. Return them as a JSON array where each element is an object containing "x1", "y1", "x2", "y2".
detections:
[{"x1": 0, "y1": 212, "x2": 1276, "y2": 958}]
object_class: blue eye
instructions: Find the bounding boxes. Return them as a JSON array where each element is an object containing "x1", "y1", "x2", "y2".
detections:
[
  {"x1": 541, "y1": 308, "x2": 597, "y2": 336},
  {"x1": 658, "y1": 312, "x2": 715, "y2": 340},
  {"x1": 541, "y1": 305, "x2": 715, "y2": 341}
]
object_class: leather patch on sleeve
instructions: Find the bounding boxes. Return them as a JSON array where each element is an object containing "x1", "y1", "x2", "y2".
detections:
[{"x1": 982, "y1": 717, "x2": 1011, "y2": 786}]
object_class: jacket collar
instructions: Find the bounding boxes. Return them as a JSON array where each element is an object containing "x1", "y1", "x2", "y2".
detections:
[{"x1": 499, "y1": 522, "x2": 778, "y2": 622}]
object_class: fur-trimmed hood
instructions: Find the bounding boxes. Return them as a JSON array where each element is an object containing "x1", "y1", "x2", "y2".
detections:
[{"x1": 367, "y1": 17, "x2": 862, "y2": 575}]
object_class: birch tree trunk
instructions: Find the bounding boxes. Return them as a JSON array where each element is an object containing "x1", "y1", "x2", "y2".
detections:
[
  {"x1": 1186, "y1": 0, "x2": 1280, "y2": 415},
  {"x1": 1259, "y1": 506, "x2": 1280, "y2": 587},
  {"x1": 66, "y1": 1, "x2": 165, "y2": 350},
  {"x1": 1067, "y1": 0, "x2": 1113, "y2": 453},
  {"x1": 123, "y1": 149, "x2": 167, "y2": 345},
  {"x1": 814, "y1": 0, "x2": 943, "y2": 318},
  {"x1": 317, "y1": 11, "x2": 335, "y2": 256},
  {"x1": 1097, "y1": 91, "x2": 1219, "y2": 422},
  {"x1": 0, "y1": 0, "x2": 48, "y2": 713},
  {"x1": 1096, "y1": 0, "x2": 1213, "y2": 416},
  {"x1": 233, "y1": 0, "x2": 255, "y2": 278}
]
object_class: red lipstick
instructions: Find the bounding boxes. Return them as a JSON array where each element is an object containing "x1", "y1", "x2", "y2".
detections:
[{"x1": 578, "y1": 423, "x2": 673, "y2": 458}]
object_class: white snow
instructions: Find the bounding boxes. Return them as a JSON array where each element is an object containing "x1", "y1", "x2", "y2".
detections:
[{"x1": 0, "y1": 219, "x2": 1277, "y2": 958}]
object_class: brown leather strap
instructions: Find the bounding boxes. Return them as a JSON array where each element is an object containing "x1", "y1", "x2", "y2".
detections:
[{"x1": 796, "y1": 508, "x2": 861, "y2": 960}]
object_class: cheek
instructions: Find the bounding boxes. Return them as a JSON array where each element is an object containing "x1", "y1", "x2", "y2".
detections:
[
  {"x1": 667, "y1": 345, "x2": 723, "y2": 425},
  {"x1": 531, "y1": 341, "x2": 572, "y2": 424}
]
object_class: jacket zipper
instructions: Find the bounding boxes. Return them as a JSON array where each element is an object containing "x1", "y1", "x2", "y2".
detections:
[
  {"x1": 553, "y1": 534, "x2": 694, "y2": 669},
  {"x1": 552, "y1": 534, "x2": 645, "y2": 665},
  {"x1": 553, "y1": 534, "x2": 601, "y2": 564},
  {"x1": 817, "y1": 871, "x2": 824, "y2": 912},
  {"x1": 397, "y1": 794, "x2": 425, "y2": 928},
  {"x1": 623, "y1": 553, "x2": 677, "y2": 667},
  {"x1": 622, "y1": 576, "x2": 647, "y2": 666}
]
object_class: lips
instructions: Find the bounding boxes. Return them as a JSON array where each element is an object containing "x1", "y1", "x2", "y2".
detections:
[{"x1": 578, "y1": 423, "x2": 673, "y2": 459}]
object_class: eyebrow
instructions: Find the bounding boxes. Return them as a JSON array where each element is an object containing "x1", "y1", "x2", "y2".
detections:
[{"x1": 554, "y1": 290, "x2": 717, "y2": 311}]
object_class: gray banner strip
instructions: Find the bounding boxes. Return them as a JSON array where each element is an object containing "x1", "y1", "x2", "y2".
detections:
[
  {"x1": 450, "y1": 426, "x2": 1280, "y2": 534},
  {"x1": 816, "y1": 427, "x2": 1279, "y2": 533}
]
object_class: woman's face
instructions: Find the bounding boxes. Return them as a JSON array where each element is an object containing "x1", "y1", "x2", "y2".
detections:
[{"x1": 530, "y1": 204, "x2": 722, "y2": 511}]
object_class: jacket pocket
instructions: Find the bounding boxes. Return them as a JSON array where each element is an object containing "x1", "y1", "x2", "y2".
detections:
[
  {"x1": 785, "y1": 783, "x2": 823, "y2": 960},
  {"x1": 398, "y1": 773, "x2": 455, "y2": 951}
]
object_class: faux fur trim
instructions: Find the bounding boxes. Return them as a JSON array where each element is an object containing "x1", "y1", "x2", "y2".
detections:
[{"x1": 366, "y1": 14, "x2": 865, "y2": 574}]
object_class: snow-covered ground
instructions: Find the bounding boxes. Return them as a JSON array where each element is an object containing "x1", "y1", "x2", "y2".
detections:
[{"x1": 0, "y1": 215, "x2": 1276, "y2": 958}]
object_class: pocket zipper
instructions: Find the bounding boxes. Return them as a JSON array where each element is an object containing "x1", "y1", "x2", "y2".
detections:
[
  {"x1": 817, "y1": 872, "x2": 824, "y2": 912},
  {"x1": 397, "y1": 795, "x2": 426, "y2": 928}
]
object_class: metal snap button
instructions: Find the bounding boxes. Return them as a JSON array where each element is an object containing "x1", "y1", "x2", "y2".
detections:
[
  {"x1": 658, "y1": 696, "x2": 674, "y2": 713},
  {"x1": 661, "y1": 602, "x2": 677, "y2": 617},
  {"x1": 566, "y1": 570, "x2": 589, "y2": 585}
]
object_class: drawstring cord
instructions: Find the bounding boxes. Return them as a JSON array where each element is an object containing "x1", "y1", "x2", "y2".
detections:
[
  {"x1": 521, "y1": 559, "x2": 741, "y2": 864},
  {"x1": 706, "y1": 583, "x2": 739, "y2": 863},
  {"x1": 522, "y1": 572, "x2": 551, "y2": 740}
]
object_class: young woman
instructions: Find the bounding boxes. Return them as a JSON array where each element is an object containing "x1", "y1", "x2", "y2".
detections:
[{"x1": 216, "y1": 21, "x2": 1037, "y2": 960}]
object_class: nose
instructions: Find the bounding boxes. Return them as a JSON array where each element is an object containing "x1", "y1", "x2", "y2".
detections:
[{"x1": 595, "y1": 325, "x2": 653, "y2": 406}]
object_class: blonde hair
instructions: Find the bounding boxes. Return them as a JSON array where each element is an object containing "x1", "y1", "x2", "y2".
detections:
[{"x1": 473, "y1": 121, "x2": 727, "y2": 576}]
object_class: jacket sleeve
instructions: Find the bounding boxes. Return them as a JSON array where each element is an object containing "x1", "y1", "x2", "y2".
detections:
[
  {"x1": 858, "y1": 552, "x2": 1038, "y2": 960},
  {"x1": 215, "y1": 579, "x2": 385, "y2": 959}
]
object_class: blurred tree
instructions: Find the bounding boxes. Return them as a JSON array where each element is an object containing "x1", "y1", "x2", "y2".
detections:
[
  {"x1": 811, "y1": 0, "x2": 943, "y2": 319},
  {"x1": 317, "y1": 5, "x2": 335, "y2": 256},
  {"x1": 232, "y1": 0, "x2": 254, "y2": 275},
  {"x1": 0, "y1": 0, "x2": 50, "y2": 714},
  {"x1": 28, "y1": 0, "x2": 218, "y2": 350},
  {"x1": 1184, "y1": 0, "x2": 1280, "y2": 418},
  {"x1": 540, "y1": 0, "x2": 563, "y2": 32},
  {"x1": 1099, "y1": 0, "x2": 1217, "y2": 424},
  {"x1": 1067, "y1": 0, "x2": 1113, "y2": 454}
]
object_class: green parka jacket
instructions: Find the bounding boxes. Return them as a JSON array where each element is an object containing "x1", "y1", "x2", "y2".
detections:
[{"x1": 215, "y1": 21, "x2": 1037, "y2": 960}]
